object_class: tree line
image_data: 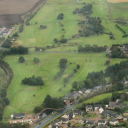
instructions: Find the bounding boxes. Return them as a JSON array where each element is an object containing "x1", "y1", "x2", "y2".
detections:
[
  {"x1": 34, "y1": 95, "x2": 65, "y2": 113},
  {"x1": 78, "y1": 44, "x2": 106, "y2": 52},
  {"x1": 0, "y1": 59, "x2": 13, "y2": 120}
]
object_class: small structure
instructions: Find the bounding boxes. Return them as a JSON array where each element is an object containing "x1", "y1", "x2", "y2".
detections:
[
  {"x1": 94, "y1": 104, "x2": 103, "y2": 111},
  {"x1": 73, "y1": 110, "x2": 82, "y2": 115},
  {"x1": 11, "y1": 113, "x2": 25, "y2": 119},
  {"x1": 86, "y1": 120, "x2": 96, "y2": 127},
  {"x1": 98, "y1": 120, "x2": 107, "y2": 126},
  {"x1": 85, "y1": 105, "x2": 93, "y2": 112},
  {"x1": 109, "y1": 119, "x2": 119, "y2": 126}
]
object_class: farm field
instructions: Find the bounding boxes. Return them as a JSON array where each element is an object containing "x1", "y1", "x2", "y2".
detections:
[
  {"x1": 3, "y1": 52, "x2": 125, "y2": 121},
  {"x1": 0, "y1": 0, "x2": 44, "y2": 26}
]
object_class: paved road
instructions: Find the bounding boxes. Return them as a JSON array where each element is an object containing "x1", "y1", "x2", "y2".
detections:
[{"x1": 32, "y1": 104, "x2": 74, "y2": 128}]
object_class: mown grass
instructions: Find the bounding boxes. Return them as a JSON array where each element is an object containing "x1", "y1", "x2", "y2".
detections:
[
  {"x1": 109, "y1": 2, "x2": 128, "y2": 20},
  {"x1": 3, "y1": 52, "x2": 125, "y2": 121}
]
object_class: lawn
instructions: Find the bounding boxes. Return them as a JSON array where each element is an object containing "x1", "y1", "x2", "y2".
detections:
[{"x1": 85, "y1": 113, "x2": 97, "y2": 119}]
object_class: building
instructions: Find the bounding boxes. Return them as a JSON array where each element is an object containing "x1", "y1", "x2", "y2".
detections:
[
  {"x1": 85, "y1": 105, "x2": 93, "y2": 112},
  {"x1": 98, "y1": 120, "x2": 107, "y2": 126},
  {"x1": 109, "y1": 119, "x2": 119, "y2": 126},
  {"x1": 11, "y1": 113, "x2": 26, "y2": 119},
  {"x1": 94, "y1": 104, "x2": 103, "y2": 111}
]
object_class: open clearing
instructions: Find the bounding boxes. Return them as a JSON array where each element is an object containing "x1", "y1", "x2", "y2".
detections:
[{"x1": 3, "y1": 52, "x2": 124, "y2": 121}]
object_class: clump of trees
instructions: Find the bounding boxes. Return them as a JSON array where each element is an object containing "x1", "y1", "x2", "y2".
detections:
[
  {"x1": 6, "y1": 46, "x2": 29, "y2": 54},
  {"x1": 78, "y1": 44, "x2": 106, "y2": 53},
  {"x1": 22, "y1": 75, "x2": 44, "y2": 86},
  {"x1": 73, "y1": 4, "x2": 92, "y2": 15},
  {"x1": 19, "y1": 56, "x2": 25, "y2": 63},
  {"x1": 57, "y1": 13, "x2": 64, "y2": 20},
  {"x1": 33, "y1": 57, "x2": 40, "y2": 64},
  {"x1": 108, "y1": 46, "x2": 125, "y2": 58},
  {"x1": 54, "y1": 35, "x2": 68, "y2": 44},
  {"x1": 77, "y1": 17, "x2": 104, "y2": 37},
  {"x1": 19, "y1": 25, "x2": 24, "y2": 33},
  {"x1": 40, "y1": 25, "x2": 47, "y2": 29},
  {"x1": 54, "y1": 58, "x2": 67, "y2": 79},
  {"x1": 42, "y1": 95, "x2": 64, "y2": 109},
  {"x1": 2, "y1": 39, "x2": 12, "y2": 48}
]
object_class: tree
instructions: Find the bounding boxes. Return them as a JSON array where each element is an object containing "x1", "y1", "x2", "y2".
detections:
[
  {"x1": 34, "y1": 106, "x2": 42, "y2": 113},
  {"x1": 33, "y1": 57, "x2": 40, "y2": 64},
  {"x1": 19, "y1": 56, "x2": 25, "y2": 63},
  {"x1": 77, "y1": 64, "x2": 80, "y2": 69},
  {"x1": 59, "y1": 58, "x2": 67, "y2": 69},
  {"x1": 40, "y1": 25, "x2": 47, "y2": 29}
]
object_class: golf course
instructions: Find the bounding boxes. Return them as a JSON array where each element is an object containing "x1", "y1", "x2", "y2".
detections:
[{"x1": 2, "y1": 0, "x2": 128, "y2": 122}]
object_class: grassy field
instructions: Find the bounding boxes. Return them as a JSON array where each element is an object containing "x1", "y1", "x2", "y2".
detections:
[
  {"x1": 0, "y1": 67, "x2": 7, "y2": 88},
  {"x1": 3, "y1": 0, "x2": 128, "y2": 123},
  {"x1": 77, "y1": 90, "x2": 124, "y2": 107},
  {"x1": 13, "y1": 0, "x2": 128, "y2": 51},
  {"x1": 108, "y1": 2, "x2": 128, "y2": 20},
  {"x1": 2, "y1": 52, "x2": 125, "y2": 121}
]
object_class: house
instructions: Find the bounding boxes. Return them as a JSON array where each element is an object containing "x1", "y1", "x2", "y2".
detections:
[
  {"x1": 11, "y1": 113, "x2": 26, "y2": 119},
  {"x1": 85, "y1": 105, "x2": 93, "y2": 112},
  {"x1": 97, "y1": 120, "x2": 107, "y2": 126},
  {"x1": 73, "y1": 110, "x2": 82, "y2": 115},
  {"x1": 123, "y1": 116, "x2": 128, "y2": 121},
  {"x1": 94, "y1": 104, "x2": 103, "y2": 111},
  {"x1": 106, "y1": 102, "x2": 116, "y2": 109},
  {"x1": 48, "y1": 123, "x2": 57, "y2": 128},
  {"x1": 99, "y1": 107, "x2": 104, "y2": 113},
  {"x1": 86, "y1": 120, "x2": 96, "y2": 127},
  {"x1": 85, "y1": 89, "x2": 92, "y2": 94},
  {"x1": 79, "y1": 118, "x2": 86, "y2": 124},
  {"x1": 60, "y1": 117, "x2": 68, "y2": 123},
  {"x1": 70, "y1": 91, "x2": 81, "y2": 99},
  {"x1": 109, "y1": 119, "x2": 119, "y2": 126},
  {"x1": 101, "y1": 110, "x2": 115, "y2": 117},
  {"x1": 80, "y1": 88, "x2": 86, "y2": 94},
  {"x1": 54, "y1": 119, "x2": 62, "y2": 126},
  {"x1": 62, "y1": 111, "x2": 75, "y2": 120}
]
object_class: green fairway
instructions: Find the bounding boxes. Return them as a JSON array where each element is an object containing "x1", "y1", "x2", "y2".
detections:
[
  {"x1": 13, "y1": 0, "x2": 128, "y2": 51},
  {"x1": 108, "y1": 2, "x2": 128, "y2": 20},
  {"x1": 2, "y1": 52, "x2": 125, "y2": 121}
]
